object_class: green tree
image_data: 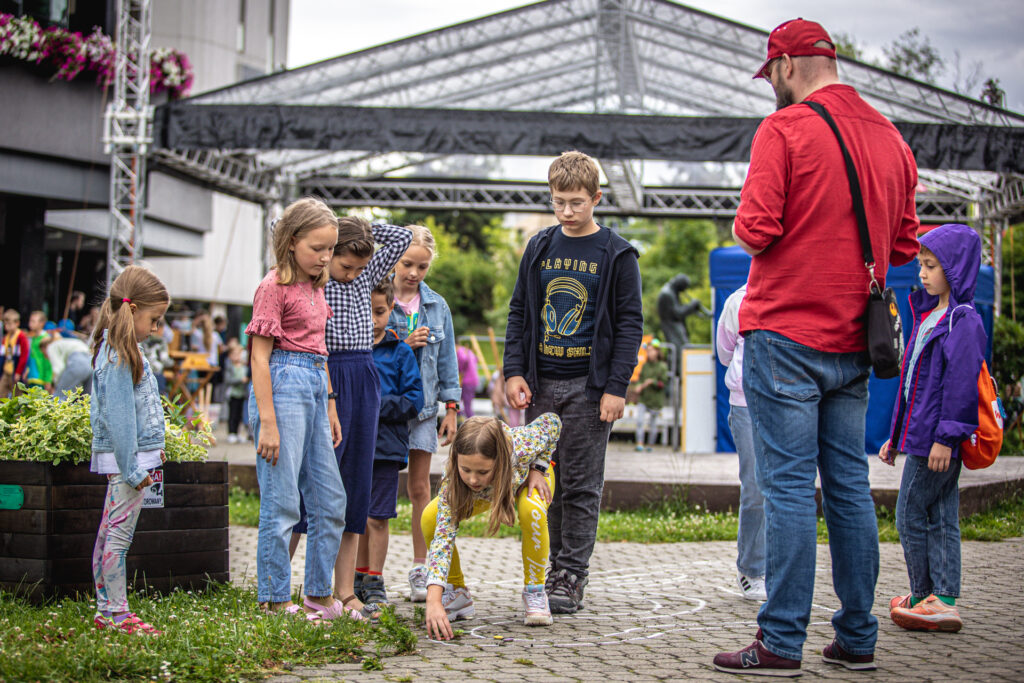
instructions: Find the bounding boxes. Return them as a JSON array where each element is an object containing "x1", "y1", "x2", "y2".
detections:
[
  {"x1": 884, "y1": 28, "x2": 944, "y2": 82},
  {"x1": 632, "y1": 219, "x2": 719, "y2": 344},
  {"x1": 1002, "y1": 222, "x2": 1024, "y2": 323}
]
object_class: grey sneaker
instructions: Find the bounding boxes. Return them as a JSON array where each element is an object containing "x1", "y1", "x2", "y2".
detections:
[
  {"x1": 546, "y1": 568, "x2": 587, "y2": 614},
  {"x1": 441, "y1": 584, "x2": 475, "y2": 620},
  {"x1": 361, "y1": 574, "x2": 388, "y2": 608},
  {"x1": 408, "y1": 564, "x2": 428, "y2": 603}
]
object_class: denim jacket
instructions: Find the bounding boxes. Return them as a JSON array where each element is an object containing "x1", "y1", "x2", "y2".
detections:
[
  {"x1": 90, "y1": 333, "x2": 166, "y2": 487},
  {"x1": 387, "y1": 280, "x2": 460, "y2": 420}
]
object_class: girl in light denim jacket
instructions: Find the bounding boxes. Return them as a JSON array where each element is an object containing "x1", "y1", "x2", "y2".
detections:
[
  {"x1": 89, "y1": 266, "x2": 169, "y2": 635},
  {"x1": 387, "y1": 225, "x2": 461, "y2": 601}
]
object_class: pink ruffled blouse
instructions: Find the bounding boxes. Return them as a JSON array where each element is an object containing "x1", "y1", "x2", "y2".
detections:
[{"x1": 245, "y1": 270, "x2": 331, "y2": 356}]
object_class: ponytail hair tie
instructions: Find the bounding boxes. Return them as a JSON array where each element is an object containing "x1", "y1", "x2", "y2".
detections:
[{"x1": 122, "y1": 297, "x2": 132, "y2": 303}]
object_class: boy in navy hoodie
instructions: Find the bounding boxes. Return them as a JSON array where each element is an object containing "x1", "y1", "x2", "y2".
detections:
[
  {"x1": 356, "y1": 279, "x2": 423, "y2": 610},
  {"x1": 504, "y1": 150, "x2": 644, "y2": 613},
  {"x1": 880, "y1": 223, "x2": 987, "y2": 634}
]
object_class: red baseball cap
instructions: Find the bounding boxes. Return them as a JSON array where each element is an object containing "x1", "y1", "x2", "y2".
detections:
[{"x1": 753, "y1": 18, "x2": 836, "y2": 80}]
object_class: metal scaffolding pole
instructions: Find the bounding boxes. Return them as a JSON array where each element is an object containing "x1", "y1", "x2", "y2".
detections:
[{"x1": 103, "y1": 0, "x2": 153, "y2": 285}]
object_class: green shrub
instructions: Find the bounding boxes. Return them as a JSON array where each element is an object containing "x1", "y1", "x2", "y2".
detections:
[{"x1": 0, "y1": 386, "x2": 211, "y2": 464}]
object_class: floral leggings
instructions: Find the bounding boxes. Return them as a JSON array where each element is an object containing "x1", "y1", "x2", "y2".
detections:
[{"x1": 92, "y1": 474, "x2": 144, "y2": 614}]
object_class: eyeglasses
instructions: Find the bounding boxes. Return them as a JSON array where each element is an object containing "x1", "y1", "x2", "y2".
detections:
[{"x1": 549, "y1": 198, "x2": 593, "y2": 213}]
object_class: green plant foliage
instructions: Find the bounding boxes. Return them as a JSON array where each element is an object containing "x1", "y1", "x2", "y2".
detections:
[
  {"x1": 0, "y1": 387, "x2": 211, "y2": 464},
  {"x1": 0, "y1": 582, "x2": 417, "y2": 682}
]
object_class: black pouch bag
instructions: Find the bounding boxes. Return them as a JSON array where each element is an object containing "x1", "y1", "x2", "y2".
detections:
[{"x1": 804, "y1": 101, "x2": 905, "y2": 379}]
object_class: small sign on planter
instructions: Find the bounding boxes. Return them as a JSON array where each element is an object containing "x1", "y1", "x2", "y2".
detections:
[
  {"x1": 0, "y1": 484, "x2": 23, "y2": 510},
  {"x1": 142, "y1": 469, "x2": 164, "y2": 508}
]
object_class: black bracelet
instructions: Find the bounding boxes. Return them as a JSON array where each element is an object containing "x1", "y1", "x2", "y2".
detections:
[
  {"x1": 531, "y1": 463, "x2": 547, "y2": 474},
  {"x1": 327, "y1": 391, "x2": 338, "y2": 400}
]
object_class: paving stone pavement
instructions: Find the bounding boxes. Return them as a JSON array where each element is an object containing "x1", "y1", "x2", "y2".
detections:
[{"x1": 230, "y1": 526, "x2": 1024, "y2": 682}]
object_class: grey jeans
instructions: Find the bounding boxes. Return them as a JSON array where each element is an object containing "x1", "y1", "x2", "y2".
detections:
[{"x1": 527, "y1": 375, "x2": 612, "y2": 578}]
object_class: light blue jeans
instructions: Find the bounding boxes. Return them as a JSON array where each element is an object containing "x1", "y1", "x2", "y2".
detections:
[
  {"x1": 744, "y1": 330, "x2": 878, "y2": 661},
  {"x1": 249, "y1": 350, "x2": 346, "y2": 603},
  {"x1": 896, "y1": 454, "x2": 962, "y2": 599},
  {"x1": 729, "y1": 405, "x2": 766, "y2": 578}
]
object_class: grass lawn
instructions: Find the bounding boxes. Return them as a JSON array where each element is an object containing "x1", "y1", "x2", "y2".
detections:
[
  {"x1": 229, "y1": 488, "x2": 1024, "y2": 544},
  {"x1": 0, "y1": 583, "x2": 415, "y2": 683}
]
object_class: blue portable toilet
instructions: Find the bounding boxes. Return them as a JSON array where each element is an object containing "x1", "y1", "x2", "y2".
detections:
[{"x1": 709, "y1": 245, "x2": 994, "y2": 454}]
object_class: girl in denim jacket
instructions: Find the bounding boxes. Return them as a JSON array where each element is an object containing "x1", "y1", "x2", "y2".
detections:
[
  {"x1": 387, "y1": 225, "x2": 461, "y2": 601},
  {"x1": 89, "y1": 266, "x2": 169, "y2": 635}
]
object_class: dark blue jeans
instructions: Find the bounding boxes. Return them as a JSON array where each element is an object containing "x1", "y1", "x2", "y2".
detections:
[
  {"x1": 744, "y1": 330, "x2": 878, "y2": 661},
  {"x1": 895, "y1": 454, "x2": 962, "y2": 599}
]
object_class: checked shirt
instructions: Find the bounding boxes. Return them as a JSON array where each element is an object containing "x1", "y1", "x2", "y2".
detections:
[{"x1": 324, "y1": 223, "x2": 412, "y2": 352}]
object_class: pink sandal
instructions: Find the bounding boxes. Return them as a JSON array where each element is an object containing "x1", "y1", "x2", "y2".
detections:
[
  {"x1": 305, "y1": 595, "x2": 367, "y2": 621},
  {"x1": 282, "y1": 604, "x2": 322, "y2": 622},
  {"x1": 108, "y1": 612, "x2": 162, "y2": 635}
]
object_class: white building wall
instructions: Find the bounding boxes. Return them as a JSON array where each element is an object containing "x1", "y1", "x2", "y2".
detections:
[
  {"x1": 148, "y1": 0, "x2": 289, "y2": 304},
  {"x1": 149, "y1": 195, "x2": 265, "y2": 306}
]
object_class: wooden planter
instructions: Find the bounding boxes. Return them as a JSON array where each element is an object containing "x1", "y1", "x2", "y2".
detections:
[{"x1": 0, "y1": 461, "x2": 229, "y2": 602}]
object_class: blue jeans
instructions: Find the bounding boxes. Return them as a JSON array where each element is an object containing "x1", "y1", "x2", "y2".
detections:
[
  {"x1": 249, "y1": 350, "x2": 346, "y2": 603},
  {"x1": 895, "y1": 454, "x2": 962, "y2": 598},
  {"x1": 743, "y1": 330, "x2": 878, "y2": 661},
  {"x1": 729, "y1": 405, "x2": 766, "y2": 578}
]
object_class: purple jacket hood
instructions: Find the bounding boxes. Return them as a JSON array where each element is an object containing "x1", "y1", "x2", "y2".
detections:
[{"x1": 888, "y1": 224, "x2": 987, "y2": 457}]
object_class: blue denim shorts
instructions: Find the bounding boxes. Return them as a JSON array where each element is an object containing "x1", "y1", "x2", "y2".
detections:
[{"x1": 408, "y1": 414, "x2": 438, "y2": 453}]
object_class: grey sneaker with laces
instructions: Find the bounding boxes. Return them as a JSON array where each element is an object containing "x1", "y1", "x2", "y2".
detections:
[
  {"x1": 545, "y1": 568, "x2": 587, "y2": 614},
  {"x1": 408, "y1": 564, "x2": 428, "y2": 602}
]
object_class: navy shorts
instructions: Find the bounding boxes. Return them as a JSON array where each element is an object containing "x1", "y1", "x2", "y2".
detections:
[{"x1": 368, "y1": 460, "x2": 403, "y2": 520}]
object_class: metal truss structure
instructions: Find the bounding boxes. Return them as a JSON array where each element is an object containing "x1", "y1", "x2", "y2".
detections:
[
  {"x1": 153, "y1": 0, "x2": 1024, "y2": 244},
  {"x1": 104, "y1": 0, "x2": 153, "y2": 282}
]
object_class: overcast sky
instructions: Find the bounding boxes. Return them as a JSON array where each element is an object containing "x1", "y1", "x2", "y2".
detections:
[{"x1": 288, "y1": 0, "x2": 1024, "y2": 113}]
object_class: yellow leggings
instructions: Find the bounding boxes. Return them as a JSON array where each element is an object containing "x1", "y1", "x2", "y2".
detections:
[{"x1": 421, "y1": 467, "x2": 555, "y2": 587}]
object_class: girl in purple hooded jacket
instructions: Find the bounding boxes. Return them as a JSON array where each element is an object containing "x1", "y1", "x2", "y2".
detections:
[{"x1": 879, "y1": 223, "x2": 987, "y2": 635}]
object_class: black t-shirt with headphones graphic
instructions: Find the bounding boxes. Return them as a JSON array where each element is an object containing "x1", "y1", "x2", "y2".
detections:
[{"x1": 536, "y1": 228, "x2": 608, "y2": 378}]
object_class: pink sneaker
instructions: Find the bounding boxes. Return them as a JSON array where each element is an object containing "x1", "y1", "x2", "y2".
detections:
[
  {"x1": 889, "y1": 593, "x2": 912, "y2": 611},
  {"x1": 111, "y1": 613, "x2": 162, "y2": 635}
]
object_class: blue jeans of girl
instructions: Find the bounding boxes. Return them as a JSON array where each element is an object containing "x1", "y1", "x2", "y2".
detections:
[
  {"x1": 249, "y1": 350, "x2": 346, "y2": 603},
  {"x1": 895, "y1": 454, "x2": 962, "y2": 599}
]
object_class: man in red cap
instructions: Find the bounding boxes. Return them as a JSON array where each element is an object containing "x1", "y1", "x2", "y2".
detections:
[{"x1": 712, "y1": 18, "x2": 920, "y2": 677}]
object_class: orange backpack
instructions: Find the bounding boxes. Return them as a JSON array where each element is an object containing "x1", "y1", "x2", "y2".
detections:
[{"x1": 960, "y1": 360, "x2": 1005, "y2": 470}]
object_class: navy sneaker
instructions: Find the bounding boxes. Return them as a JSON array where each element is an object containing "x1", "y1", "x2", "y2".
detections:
[
  {"x1": 361, "y1": 574, "x2": 389, "y2": 608},
  {"x1": 822, "y1": 640, "x2": 876, "y2": 671},
  {"x1": 354, "y1": 570, "x2": 367, "y2": 603},
  {"x1": 713, "y1": 639, "x2": 801, "y2": 677}
]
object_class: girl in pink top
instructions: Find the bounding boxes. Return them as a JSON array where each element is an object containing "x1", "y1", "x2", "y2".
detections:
[{"x1": 245, "y1": 197, "x2": 352, "y2": 620}]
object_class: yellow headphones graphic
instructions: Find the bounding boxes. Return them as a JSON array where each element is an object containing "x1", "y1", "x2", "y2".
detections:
[{"x1": 544, "y1": 277, "x2": 588, "y2": 341}]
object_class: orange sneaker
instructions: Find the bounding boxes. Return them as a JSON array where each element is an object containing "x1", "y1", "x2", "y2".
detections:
[
  {"x1": 889, "y1": 594, "x2": 912, "y2": 611},
  {"x1": 890, "y1": 595, "x2": 962, "y2": 632}
]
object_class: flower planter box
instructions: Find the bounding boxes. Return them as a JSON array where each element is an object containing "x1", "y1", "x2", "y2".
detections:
[{"x1": 0, "y1": 461, "x2": 228, "y2": 602}]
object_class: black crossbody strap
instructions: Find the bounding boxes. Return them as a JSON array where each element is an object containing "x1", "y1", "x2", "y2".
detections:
[{"x1": 803, "y1": 101, "x2": 879, "y2": 289}]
